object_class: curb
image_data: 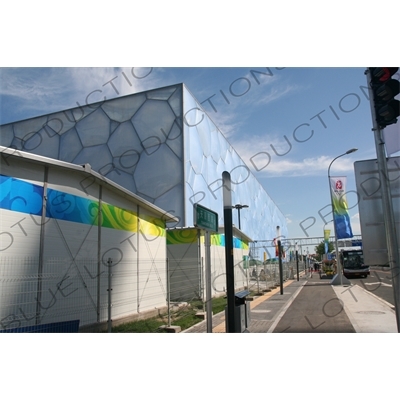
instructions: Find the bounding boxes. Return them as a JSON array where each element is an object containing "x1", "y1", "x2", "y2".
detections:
[{"x1": 354, "y1": 283, "x2": 396, "y2": 310}]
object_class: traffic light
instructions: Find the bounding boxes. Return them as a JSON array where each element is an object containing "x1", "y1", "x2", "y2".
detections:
[{"x1": 369, "y1": 67, "x2": 400, "y2": 128}]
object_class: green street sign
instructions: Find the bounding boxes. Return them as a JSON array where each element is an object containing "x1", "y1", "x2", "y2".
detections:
[{"x1": 194, "y1": 203, "x2": 218, "y2": 232}]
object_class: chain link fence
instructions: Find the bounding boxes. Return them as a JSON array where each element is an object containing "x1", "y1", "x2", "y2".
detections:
[
  {"x1": 247, "y1": 259, "x2": 307, "y2": 294},
  {"x1": 0, "y1": 255, "x2": 307, "y2": 332},
  {"x1": 0, "y1": 256, "x2": 169, "y2": 332}
]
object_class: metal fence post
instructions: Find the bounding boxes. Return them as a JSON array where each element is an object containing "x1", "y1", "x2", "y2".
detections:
[
  {"x1": 107, "y1": 258, "x2": 112, "y2": 333},
  {"x1": 166, "y1": 257, "x2": 171, "y2": 327},
  {"x1": 201, "y1": 256, "x2": 205, "y2": 314},
  {"x1": 278, "y1": 240, "x2": 283, "y2": 295}
]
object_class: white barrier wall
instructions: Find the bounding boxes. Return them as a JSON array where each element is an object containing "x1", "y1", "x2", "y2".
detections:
[
  {"x1": 167, "y1": 227, "x2": 250, "y2": 302},
  {"x1": 0, "y1": 148, "x2": 175, "y2": 330}
]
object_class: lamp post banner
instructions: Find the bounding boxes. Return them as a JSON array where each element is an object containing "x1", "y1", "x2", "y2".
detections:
[
  {"x1": 324, "y1": 229, "x2": 330, "y2": 254},
  {"x1": 330, "y1": 176, "x2": 353, "y2": 239}
]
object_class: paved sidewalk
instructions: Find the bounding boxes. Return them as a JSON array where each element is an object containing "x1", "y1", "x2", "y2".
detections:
[
  {"x1": 183, "y1": 272, "x2": 398, "y2": 333},
  {"x1": 271, "y1": 280, "x2": 355, "y2": 333},
  {"x1": 332, "y1": 284, "x2": 398, "y2": 333}
]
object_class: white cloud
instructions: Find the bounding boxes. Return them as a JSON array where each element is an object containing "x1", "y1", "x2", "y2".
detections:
[
  {"x1": 0, "y1": 67, "x2": 157, "y2": 118},
  {"x1": 68, "y1": 67, "x2": 160, "y2": 106},
  {"x1": 228, "y1": 128, "x2": 365, "y2": 178},
  {"x1": 229, "y1": 135, "x2": 358, "y2": 177},
  {"x1": 253, "y1": 83, "x2": 303, "y2": 106},
  {"x1": 265, "y1": 155, "x2": 355, "y2": 177},
  {"x1": 199, "y1": 71, "x2": 302, "y2": 139},
  {"x1": 286, "y1": 216, "x2": 293, "y2": 225}
]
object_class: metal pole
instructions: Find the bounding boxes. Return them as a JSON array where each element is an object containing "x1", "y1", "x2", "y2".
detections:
[
  {"x1": 223, "y1": 172, "x2": 236, "y2": 333},
  {"x1": 197, "y1": 229, "x2": 204, "y2": 314},
  {"x1": 277, "y1": 226, "x2": 283, "y2": 295},
  {"x1": 97, "y1": 186, "x2": 102, "y2": 323},
  {"x1": 205, "y1": 231, "x2": 213, "y2": 333},
  {"x1": 166, "y1": 257, "x2": 171, "y2": 327},
  {"x1": 296, "y1": 245, "x2": 299, "y2": 282},
  {"x1": 278, "y1": 240, "x2": 283, "y2": 294},
  {"x1": 233, "y1": 204, "x2": 248, "y2": 230},
  {"x1": 329, "y1": 182, "x2": 342, "y2": 285},
  {"x1": 107, "y1": 257, "x2": 112, "y2": 333},
  {"x1": 36, "y1": 166, "x2": 48, "y2": 325},
  {"x1": 245, "y1": 256, "x2": 249, "y2": 291},
  {"x1": 137, "y1": 205, "x2": 140, "y2": 313},
  {"x1": 366, "y1": 68, "x2": 400, "y2": 332},
  {"x1": 328, "y1": 149, "x2": 357, "y2": 285},
  {"x1": 201, "y1": 256, "x2": 205, "y2": 314},
  {"x1": 328, "y1": 158, "x2": 341, "y2": 284}
]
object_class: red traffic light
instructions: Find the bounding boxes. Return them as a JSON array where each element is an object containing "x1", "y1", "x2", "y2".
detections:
[
  {"x1": 369, "y1": 67, "x2": 400, "y2": 128},
  {"x1": 371, "y1": 67, "x2": 399, "y2": 82}
]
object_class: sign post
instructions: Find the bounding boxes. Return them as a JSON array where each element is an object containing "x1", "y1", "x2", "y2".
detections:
[{"x1": 194, "y1": 203, "x2": 218, "y2": 333}]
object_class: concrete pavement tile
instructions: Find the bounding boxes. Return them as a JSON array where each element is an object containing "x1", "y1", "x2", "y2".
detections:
[{"x1": 332, "y1": 284, "x2": 397, "y2": 333}]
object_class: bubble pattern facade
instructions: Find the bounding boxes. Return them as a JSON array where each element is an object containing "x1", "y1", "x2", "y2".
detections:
[{"x1": 0, "y1": 83, "x2": 287, "y2": 241}]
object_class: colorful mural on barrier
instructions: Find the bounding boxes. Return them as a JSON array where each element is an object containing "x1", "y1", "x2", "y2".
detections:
[
  {"x1": 46, "y1": 188, "x2": 100, "y2": 225},
  {"x1": 167, "y1": 229, "x2": 198, "y2": 245},
  {"x1": 0, "y1": 175, "x2": 165, "y2": 237},
  {"x1": 0, "y1": 175, "x2": 43, "y2": 216}
]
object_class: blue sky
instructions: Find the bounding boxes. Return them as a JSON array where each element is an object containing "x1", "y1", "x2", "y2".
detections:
[{"x1": 2, "y1": 67, "x2": 394, "y2": 239}]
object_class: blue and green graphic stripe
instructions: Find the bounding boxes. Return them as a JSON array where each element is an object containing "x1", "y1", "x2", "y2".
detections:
[{"x1": 0, "y1": 175, "x2": 164, "y2": 237}]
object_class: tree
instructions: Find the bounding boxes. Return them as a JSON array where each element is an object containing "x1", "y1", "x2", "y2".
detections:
[{"x1": 315, "y1": 241, "x2": 335, "y2": 261}]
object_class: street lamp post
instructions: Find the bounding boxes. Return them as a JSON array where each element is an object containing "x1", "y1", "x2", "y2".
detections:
[
  {"x1": 277, "y1": 226, "x2": 283, "y2": 294},
  {"x1": 232, "y1": 204, "x2": 248, "y2": 230},
  {"x1": 328, "y1": 148, "x2": 358, "y2": 286},
  {"x1": 295, "y1": 242, "x2": 299, "y2": 282}
]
